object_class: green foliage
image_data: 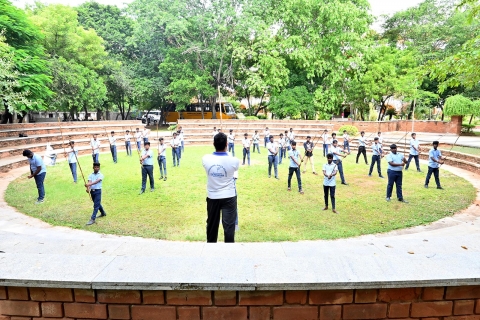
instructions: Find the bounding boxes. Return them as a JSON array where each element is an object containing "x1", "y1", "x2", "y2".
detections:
[
  {"x1": 257, "y1": 114, "x2": 267, "y2": 120},
  {"x1": 338, "y1": 125, "x2": 359, "y2": 137},
  {"x1": 444, "y1": 95, "x2": 476, "y2": 116},
  {"x1": 168, "y1": 124, "x2": 177, "y2": 131},
  {"x1": 244, "y1": 116, "x2": 259, "y2": 120},
  {"x1": 269, "y1": 86, "x2": 315, "y2": 119}
]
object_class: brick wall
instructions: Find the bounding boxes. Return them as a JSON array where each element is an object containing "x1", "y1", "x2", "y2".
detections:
[{"x1": 1, "y1": 286, "x2": 480, "y2": 319}]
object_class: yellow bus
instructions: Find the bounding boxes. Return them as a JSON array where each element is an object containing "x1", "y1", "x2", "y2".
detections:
[{"x1": 163, "y1": 103, "x2": 237, "y2": 122}]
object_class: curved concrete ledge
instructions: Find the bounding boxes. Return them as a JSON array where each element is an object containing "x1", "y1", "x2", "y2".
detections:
[{"x1": 1, "y1": 162, "x2": 480, "y2": 291}]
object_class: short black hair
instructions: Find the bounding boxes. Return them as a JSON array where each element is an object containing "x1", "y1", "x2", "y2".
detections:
[
  {"x1": 69, "y1": 141, "x2": 75, "y2": 144},
  {"x1": 111, "y1": 131, "x2": 114, "y2": 134},
  {"x1": 22, "y1": 149, "x2": 33, "y2": 157},
  {"x1": 307, "y1": 135, "x2": 311, "y2": 139},
  {"x1": 145, "y1": 141, "x2": 151, "y2": 146},
  {"x1": 214, "y1": 132, "x2": 228, "y2": 151},
  {"x1": 412, "y1": 133, "x2": 416, "y2": 137},
  {"x1": 291, "y1": 141, "x2": 297, "y2": 146},
  {"x1": 374, "y1": 137, "x2": 379, "y2": 141},
  {"x1": 93, "y1": 162, "x2": 100, "y2": 167},
  {"x1": 327, "y1": 153, "x2": 334, "y2": 159},
  {"x1": 332, "y1": 139, "x2": 338, "y2": 144},
  {"x1": 332, "y1": 133, "x2": 336, "y2": 136},
  {"x1": 126, "y1": 130, "x2": 130, "y2": 133},
  {"x1": 433, "y1": 141, "x2": 439, "y2": 145},
  {"x1": 361, "y1": 131, "x2": 365, "y2": 134},
  {"x1": 343, "y1": 130, "x2": 346, "y2": 132},
  {"x1": 159, "y1": 137, "x2": 164, "y2": 141},
  {"x1": 280, "y1": 133, "x2": 283, "y2": 136}
]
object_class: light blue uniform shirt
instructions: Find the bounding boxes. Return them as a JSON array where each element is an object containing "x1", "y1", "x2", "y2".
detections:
[
  {"x1": 386, "y1": 152, "x2": 405, "y2": 171},
  {"x1": 330, "y1": 146, "x2": 342, "y2": 161},
  {"x1": 372, "y1": 143, "x2": 382, "y2": 156},
  {"x1": 29, "y1": 154, "x2": 46, "y2": 174},
  {"x1": 142, "y1": 149, "x2": 154, "y2": 165},
  {"x1": 288, "y1": 149, "x2": 300, "y2": 168},
  {"x1": 91, "y1": 139, "x2": 100, "y2": 154},
  {"x1": 67, "y1": 148, "x2": 78, "y2": 163},
  {"x1": 323, "y1": 162, "x2": 337, "y2": 187},
  {"x1": 88, "y1": 171, "x2": 104, "y2": 189},
  {"x1": 410, "y1": 139, "x2": 419, "y2": 156},
  {"x1": 358, "y1": 136, "x2": 367, "y2": 147},
  {"x1": 428, "y1": 148, "x2": 442, "y2": 168}
]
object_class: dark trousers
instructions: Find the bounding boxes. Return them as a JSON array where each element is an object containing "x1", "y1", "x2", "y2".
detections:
[
  {"x1": 323, "y1": 144, "x2": 329, "y2": 157},
  {"x1": 344, "y1": 141, "x2": 350, "y2": 153},
  {"x1": 158, "y1": 156, "x2": 167, "y2": 176},
  {"x1": 425, "y1": 166, "x2": 441, "y2": 187},
  {"x1": 90, "y1": 189, "x2": 106, "y2": 220},
  {"x1": 334, "y1": 160, "x2": 346, "y2": 183},
  {"x1": 356, "y1": 146, "x2": 367, "y2": 164},
  {"x1": 143, "y1": 137, "x2": 149, "y2": 145},
  {"x1": 110, "y1": 145, "x2": 117, "y2": 163},
  {"x1": 264, "y1": 136, "x2": 269, "y2": 147},
  {"x1": 92, "y1": 153, "x2": 99, "y2": 163},
  {"x1": 323, "y1": 185, "x2": 336, "y2": 209},
  {"x1": 288, "y1": 167, "x2": 302, "y2": 191},
  {"x1": 228, "y1": 143, "x2": 235, "y2": 157},
  {"x1": 406, "y1": 154, "x2": 420, "y2": 170},
  {"x1": 172, "y1": 148, "x2": 180, "y2": 166},
  {"x1": 136, "y1": 141, "x2": 141, "y2": 151},
  {"x1": 206, "y1": 196, "x2": 237, "y2": 243},
  {"x1": 141, "y1": 165, "x2": 154, "y2": 191},
  {"x1": 253, "y1": 143, "x2": 260, "y2": 153},
  {"x1": 268, "y1": 155, "x2": 278, "y2": 177},
  {"x1": 279, "y1": 148, "x2": 286, "y2": 163},
  {"x1": 369, "y1": 155, "x2": 382, "y2": 176},
  {"x1": 243, "y1": 148, "x2": 250, "y2": 165},
  {"x1": 387, "y1": 169, "x2": 403, "y2": 200},
  {"x1": 125, "y1": 141, "x2": 132, "y2": 156},
  {"x1": 69, "y1": 162, "x2": 77, "y2": 183},
  {"x1": 34, "y1": 172, "x2": 46, "y2": 201}
]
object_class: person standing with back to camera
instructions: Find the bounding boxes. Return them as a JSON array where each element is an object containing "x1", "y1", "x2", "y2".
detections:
[{"x1": 202, "y1": 132, "x2": 240, "y2": 243}]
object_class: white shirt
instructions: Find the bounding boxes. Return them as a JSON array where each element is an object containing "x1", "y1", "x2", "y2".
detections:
[
  {"x1": 242, "y1": 138, "x2": 251, "y2": 148},
  {"x1": 67, "y1": 148, "x2": 78, "y2": 163},
  {"x1": 108, "y1": 136, "x2": 116, "y2": 146},
  {"x1": 142, "y1": 129, "x2": 149, "y2": 138},
  {"x1": 267, "y1": 141, "x2": 278, "y2": 156},
  {"x1": 202, "y1": 152, "x2": 239, "y2": 199},
  {"x1": 158, "y1": 143, "x2": 167, "y2": 157},
  {"x1": 376, "y1": 136, "x2": 383, "y2": 145},
  {"x1": 135, "y1": 131, "x2": 142, "y2": 142},
  {"x1": 330, "y1": 145, "x2": 343, "y2": 161},
  {"x1": 177, "y1": 130, "x2": 184, "y2": 141},
  {"x1": 90, "y1": 139, "x2": 100, "y2": 154},
  {"x1": 287, "y1": 131, "x2": 295, "y2": 141},
  {"x1": 171, "y1": 137, "x2": 180, "y2": 148},
  {"x1": 264, "y1": 129, "x2": 270, "y2": 138},
  {"x1": 358, "y1": 136, "x2": 367, "y2": 147},
  {"x1": 323, "y1": 162, "x2": 337, "y2": 187},
  {"x1": 372, "y1": 143, "x2": 382, "y2": 156},
  {"x1": 212, "y1": 130, "x2": 218, "y2": 138},
  {"x1": 343, "y1": 133, "x2": 350, "y2": 143},
  {"x1": 228, "y1": 134, "x2": 235, "y2": 143},
  {"x1": 410, "y1": 139, "x2": 420, "y2": 156},
  {"x1": 278, "y1": 137, "x2": 286, "y2": 148},
  {"x1": 124, "y1": 134, "x2": 131, "y2": 142},
  {"x1": 322, "y1": 133, "x2": 331, "y2": 145},
  {"x1": 252, "y1": 133, "x2": 260, "y2": 143}
]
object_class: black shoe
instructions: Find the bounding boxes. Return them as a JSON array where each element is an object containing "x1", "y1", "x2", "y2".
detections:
[
  {"x1": 150, "y1": 188, "x2": 154, "y2": 192},
  {"x1": 98, "y1": 213, "x2": 106, "y2": 218},
  {"x1": 139, "y1": 190, "x2": 145, "y2": 195},
  {"x1": 417, "y1": 170, "x2": 423, "y2": 172},
  {"x1": 368, "y1": 174, "x2": 372, "y2": 177},
  {"x1": 437, "y1": 186, "x2": 444, "y2": 190},
  {"x1": 164, "y1": 177, "x2": 167, "y2": 181},
  {"x1": 275, "y1": 177, "x2": 279, "y2": 180},
  {"x1": 399, "y1": 199, "x2": 409, "y2": 203},
  {"x1": 341, "y1": 182, "x2": 348, "y2": 185},
  {"x1": 424, "y1": 184, "x2": 428, "y2": 188},
  {"x1": 379, "y1": 175, "x2": 384, "y2": 178},
  {"x1": 160, "y1": 176, "x2": 163, "y2": 180}
]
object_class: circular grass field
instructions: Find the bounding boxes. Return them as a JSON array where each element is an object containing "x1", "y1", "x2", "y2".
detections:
[{"x1": 5, "y1": 145, "x2": 476, "y2": 242}]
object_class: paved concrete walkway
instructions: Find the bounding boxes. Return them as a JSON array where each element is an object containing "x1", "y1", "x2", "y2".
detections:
[{"x1": 1, "y1": 158, "x2": 480, "y2": 290}]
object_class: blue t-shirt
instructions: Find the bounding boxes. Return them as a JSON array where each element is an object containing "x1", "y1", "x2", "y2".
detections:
[
  {"x1": 29, "y1": 154, "x2": 46, "y2": 174},
  {"x1": 372, "y1": 143, "x2": 382, "y2": 156},
  {"x1": 288, "y1": 149, "x2": 300, "y2": 168},
  {"x1": 428, "y1": 148, "x2": 442, "y2": 168},
  {"x1": 142, "y1": 149, "x2": 154, "y2": 165},
  {"x1": 386, "y1": 152, "x2": 404, "y2": 171},
  {"x1": 88, "y1": 172, "x2": 104, "y2": 189}
]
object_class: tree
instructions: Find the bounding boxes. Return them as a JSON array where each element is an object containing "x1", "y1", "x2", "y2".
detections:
[
  {"x1": 0, "y1": 0, "x2": 52, "y2": 123},
  {"x1": 269, "y1": 86, "x2": 315, "y2": 119}
]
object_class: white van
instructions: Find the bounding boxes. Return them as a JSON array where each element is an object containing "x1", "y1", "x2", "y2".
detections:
[{"x1": 141, "y1": 110, "x2": 161, "y2": 124}]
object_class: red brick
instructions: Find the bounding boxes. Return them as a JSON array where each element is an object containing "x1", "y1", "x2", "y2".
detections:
[
  {"x1": 285, "y1": 291, "x2": 307, "y2": 305},
  {"x1": 41, "y1": 302, "x2": 63, "y2": 317},
  {"x1": 131, "y1": 306, "x2": 175, "y2": 320},
  {"x1": 447, "y1": 287, "x2": 480, "y2": 300},
  {"x1": 0, "y1": 287, "x2": 6, "y2": 299},
  {"x1": 73, "y1": 289, "x2": 95, "y2": 303},
  {"x1": 178, "y1": 306, "x2": 200, "y2": 320},
  {"x1": 273, "y1": 306, "x2": 317, "y2": 320},
  {"x1": 477, "y1": 299, "x2": 480, "y2": 314},
  {"x1": 239, "y1": 291, "x2": 283, "y2": 306},
  {"x1": 97, "y1": 290, "x2": 141, "y2": 304},
  {"x1": 454, "y1": 300, "x2": 475, "y2": 315},
  {"x1": 445, "y1": 317, "x2": 480, "y2": 320},
  {"x1": 249, "y1": 307, "x2": 271, "y2": 320},
  {"x1": 202, "y1": 307, "x2": 247, "y2": 320},
  {"x1": 378, "y1": 288, "x2": 421, "y2": 302},
  {"x1": 7, "y1": 287, "x2": 29, "y2": 300},
  {"x1": 411, "y1": 301, "x2": 453, "y2": 317},
  {"x1": 10, "y1": 317, "x2": 32, "y2": 320},
  {"x1": 0, "y1": 301, "x2": 40, "y2": 316},
  {"x1": 30, "y1": 288, "x2": 73, "y2": 302},
  {"x1": 309, "y1": 290, "x2": 353, "y2": 305},
  {"x1": 355, "y1": 290, "x2": 377, "y2": 303},
  {"x1": 319, "y1": 305, "x2": 341, "y2": 319},
  {"x1": 343, "y1": 303, "x2": 388, "y2": 319},
  {"x1": 423, "y1": 287, "x2": 445, "y2": 301},
  {"x1": 64, "y1": 303, "x2": 107, "y2": 319},
  {"x1": 388, "y1": 302, "x2": 410, "y2": 318},
  {"x1": 166, "y1": 291, "x2": 212, "y2": 305},
  {"x1": 214, "y1": 291, "x2": 236, "y2": 306},
  {"x1": 108, "y1": 305, "x2": 130, "y2": 319},
  {"x1": 142, "y1": 291, "x2": 164, "y2": 305}
]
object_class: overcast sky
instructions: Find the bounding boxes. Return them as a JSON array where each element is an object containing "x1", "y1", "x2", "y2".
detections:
[{"x1": 12, "y1": 0, "x2": 424, "y2": 29}]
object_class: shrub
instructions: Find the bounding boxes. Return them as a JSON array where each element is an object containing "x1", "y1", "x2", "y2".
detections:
[
  {"x1": 168, "y1": 124, "x2": 177, "y2": 131},
  {"x1": 338, "y1": 125, "x2": 359, "y2": 137},
  {"x1": 257, "y1": 114, "x2": 267, "y2": 120},
  {"x1": 245, "y1": 116, "x2": 259, "y2": 120}
]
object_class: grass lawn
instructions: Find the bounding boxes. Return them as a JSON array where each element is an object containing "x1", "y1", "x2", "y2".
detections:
[
  {"x1": 6, "y1": 146, "x2": 476, "y2": 242},
  {"x1": 451, "y1": 145, "x2": 480, "y2": 156}
]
